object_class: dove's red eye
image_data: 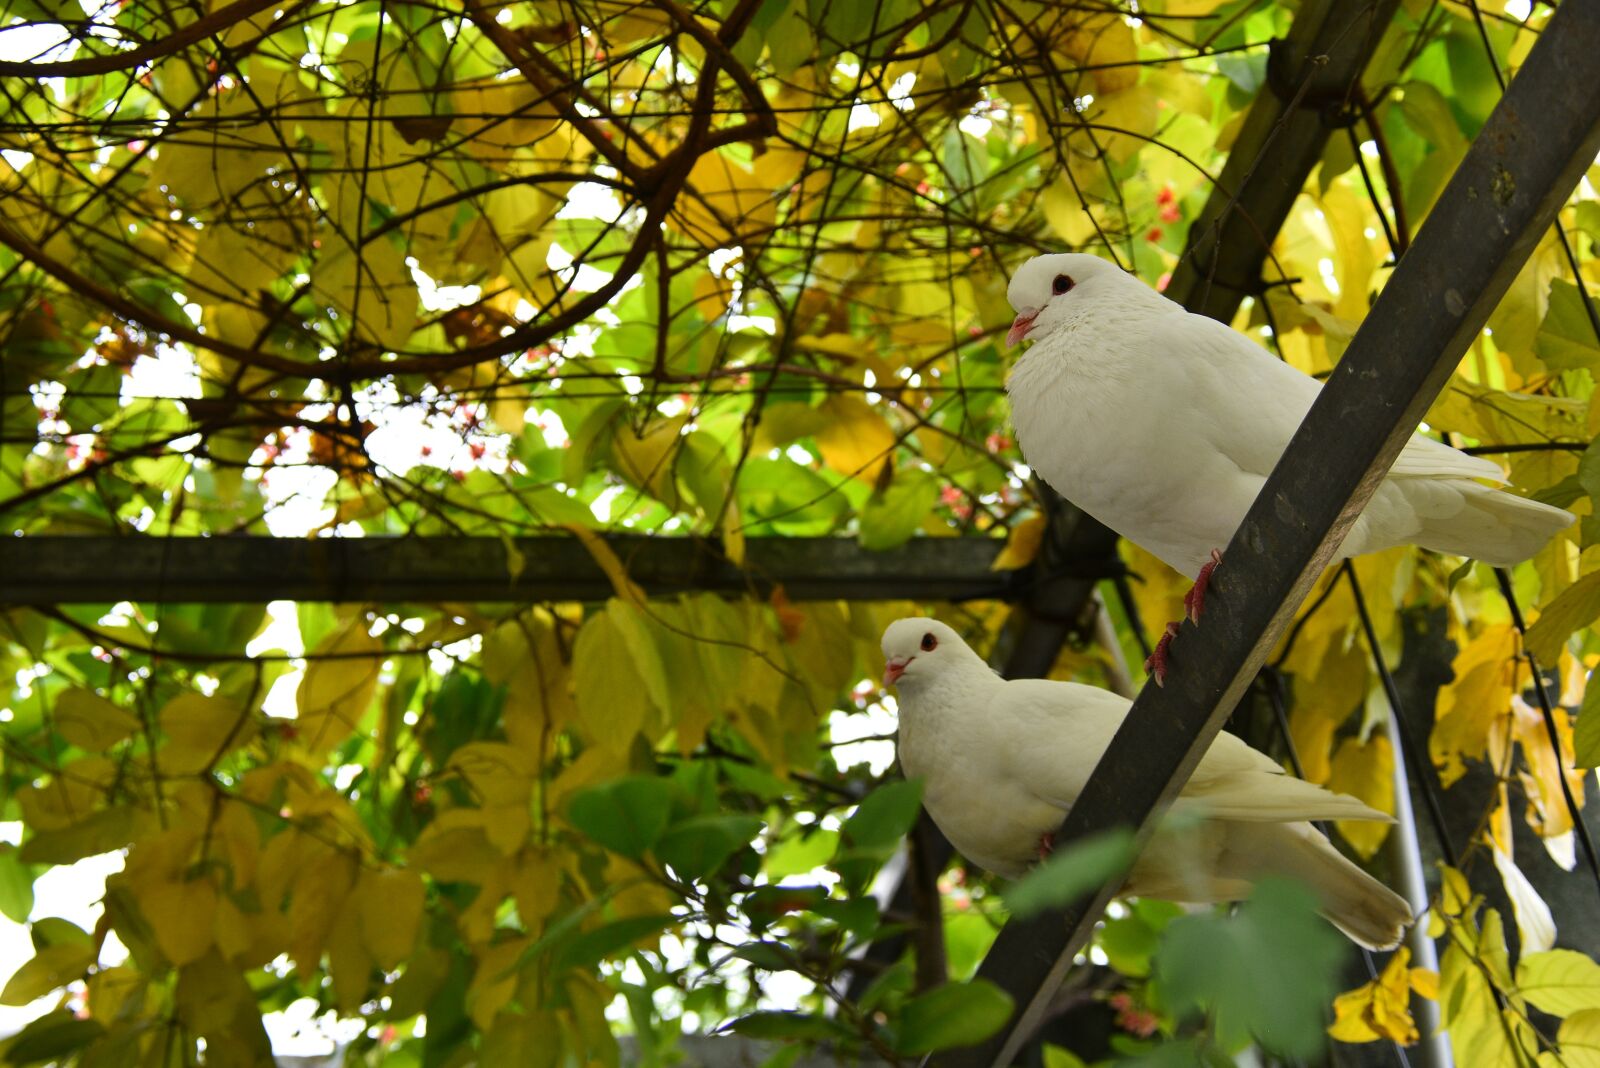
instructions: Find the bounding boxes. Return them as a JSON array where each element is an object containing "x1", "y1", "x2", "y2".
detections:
[
  {"x1": 1052, "y1": 274, "x2": 1075, "y2": 295},
  {"x1": 920, "y1": 633, "x2": 937, "y2": 652}
]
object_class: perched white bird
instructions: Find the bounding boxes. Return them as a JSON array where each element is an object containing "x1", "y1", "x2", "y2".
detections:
[
  {"x1": 883, "y1": 618, "x2": 1412, "y2": 949},
  {"x1": 1003, "y1": 253, "x2": 1573, "y2": 676}
]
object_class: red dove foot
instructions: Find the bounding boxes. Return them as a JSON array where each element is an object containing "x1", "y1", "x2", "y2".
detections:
[
  {"x1": 1144, "y1": 622, "x2": 1181, "y2": 686},
  {"x1": 1185, "y1": 548, "x2": 1223, "y2": 623}
]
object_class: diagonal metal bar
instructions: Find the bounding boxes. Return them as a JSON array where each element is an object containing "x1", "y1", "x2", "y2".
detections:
[
  {"x1": 1165, "y1": 0, "x2": 1401, "y2": 319},
  {"x1": 930, "y1": 0, "x2": 1600, "y2": 1062}
]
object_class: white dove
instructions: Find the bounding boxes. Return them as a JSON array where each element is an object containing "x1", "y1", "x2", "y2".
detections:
[
  {"x1": 883, "y1": 618, "x2": 1412, "y2": 949},
  {"x1": 1003, "y1": 253, "x2": 1573, "y2": 679}
]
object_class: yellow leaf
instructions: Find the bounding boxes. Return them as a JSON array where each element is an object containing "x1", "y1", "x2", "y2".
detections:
[
  {"x1": 992, "y1": 515, "x2": 1048, "y2": 571},
  {"x1": 1288, "y1": 706, "x2": 1339, "y2": 785},
  {"x1": 1431, "y1": 624, "x2": 1517, "y2": 787},
  {"x1": 1328, "y1": 945, "x2": 1425, "y2": 1045},
  {"x1": 813, "y1": 395, "x2": 896, "y2": 482},
  {"x1": 143, "y1": 876, "x2": 219, "y2": 967},
  {"x1": 606, "y1": 598, "x2": 676, "y2": 718},
  {"x1": 16, "y1": 758, "x2": 115, "y2": 831},
  {"x1": 86, "y1": 965, "x2": 145, "y2": 1022},
  {"x1": 1327, "y1": 734, "x2": 1395, "y2": 860},
  {"x1": 571, "y1": 607, "x2": 655, "y2": 756},
  {"x1": 483, "y1": 1008, "x2": 562, "y2": 1067},
  {"x1": 287, "y1": 846, "x2": 358, "y2": 976},
  {"x1": 448, "y1": 742, "x2": 533, "y2": 854},
  {"x1": 1328, "y1": 985, "x2": 1383, "y2": 1043},
  {"x1": 1056, "y1": 12, "x2": 1138, "y2": 93},
  {"x1": 0, "y1": 942, "x2": 96, "y2": 1006},
  {"x1": 482, "y1": 608, "x2": 577, "y2": 754},
  {"x1": 610, "y1": 415, "x2": 688, "y2": 510},
  {"x1": 410, "y1": 812, "x2": 503, "y2": 885},
  {"x1": 327, "y1": 893, "x2": 372, "y2": 1014},
  {"x1": 1438, "y1": 863, "x2": 1476, "y2": 918},
  {"x1": 212, "y1": 894, "x2": 255, "y2": 964},
  {"x1": 1440, "y1": 940, "x2": 1519, "y2": 1064},
  {"x1": 160, "y1": 692, "x2": 252, "y2": 775},
  {"x1": 357, "y1": 868, "x2": 425, "y2": 971},
  {"x1": 692, "y1": 268, "x2": 734, "y2": 322},
  {"x1": 309, "y1": 235, "x2": 418, "y2": 350},
  {"x1": 1319, "y1": 182, "x2": 1380, "y2": 323},
  {"x1": 1557, "y1": 1009, "x2": 1600, "y2": 1068},
  {"x1": 566, "y1": 525, "x2": 646, "y2": 606},
  {"x1": 54, "y1": 689, "x2": 140, "y2": 752},
  {"x1": 1085, "y1": 86, "x2": 1160, "y2": 164},
  {"x1": 296, "y1": 618, "x2": 383, "y2": 757},
  {"x1": 721, "y1": 494, "x2": 746, "y2": 568},
  {"x1": 1519, "y1": 949, "x2": 1600, "y2": 1017},
  {"x1": 173, "y1": 950, "x2": 276, "y2": 1062},
  {"x1": 512, "y1": 848, "x2": 563, "y2": 935},
  {"x1": 466, "y1": 937, "x2": 528, "y2": 1030},
  {"x1": 669, "y1": 148, "x2": 781, "y2": 248}
]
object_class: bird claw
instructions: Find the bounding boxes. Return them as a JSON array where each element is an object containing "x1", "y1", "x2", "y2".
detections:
[
  {"x1": 1037, "y1": 831, "x2": 1055, "y2": 860},
  {"x1": 1144, "y1": 622, "x2": 1181, "y2": 686},
  {"x1": 1184, "y1": 548, "x2": 1223, "y2": 624}
]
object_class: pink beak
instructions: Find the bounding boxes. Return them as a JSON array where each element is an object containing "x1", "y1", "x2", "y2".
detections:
[
  {"x1": 883, "y1": 655, "x2": 912, "y2": 688},
  {"x1": 1006, "y1": 309, "x2": 1039, "y2": 348}
]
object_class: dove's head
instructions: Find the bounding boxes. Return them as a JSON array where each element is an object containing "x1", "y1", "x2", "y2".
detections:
[
  {"x1": 880, "y1": 617, "x2": 984, "y2": 691},
  {"x1": 1005, "y1": 252, "x2": 1152, "y2": 348}
]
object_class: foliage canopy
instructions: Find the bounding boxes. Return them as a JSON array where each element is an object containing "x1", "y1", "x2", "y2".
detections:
[{"x1": 2, "y1": 0, "x2": 1600, "y2": 1064}]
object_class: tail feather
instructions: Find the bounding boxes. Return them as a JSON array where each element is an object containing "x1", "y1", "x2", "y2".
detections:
[
  {"x1": 1177, "y1": 771, "x2": 1392, "y2": 825},
  {"x1": 1412, "y1": 481, "x2": 1573, "y2": 565},
  {"x1": 1221, "y1": 822, "x2": 1412, "y2": 950}
]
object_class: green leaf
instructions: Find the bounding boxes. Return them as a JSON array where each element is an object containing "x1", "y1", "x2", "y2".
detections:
[
  {"x1": 1579, "y1": 437, "x2": 1600, "y2": 505},
  {"x1": 859, "y1": 469, "x2": 938, "y2": 551},
  {"x1": 726, "y1": 1010, "x2": 852, "y2": 1040},
  {"x1": 0, "y1": 846, "x2": 34, "y2": 925},
  {"x1": 1538, "y1": 280, "x2": 1600, "y2": 372},
  {"x1": 1518, "y1": 948, "x2": 1600, "y2": 1017},
  {"x1": 29, "y1": 918, "x2": 88, "y2": 951},
  {"x1": 2, "y1": 1010, "x2": 103, "y2": 1065},
  {"x1": 730, "y1": 941, "x2": 793, "y2": 971},
  {"x1": 566, "y1": 776, "x2": 674, "y2": 857},
  {"x1": 1153, "y1": 877, "x2": 1344, "y2": 1057},
  {"x1": 765, "y1": 827, "x2": 838, "y2": 879},
  {"x1": 893, "y1": 979, "x2": 1014, "y2": 1055},
  {"x1": 838, "y1": 779, "x2": 923, "y2": 853},
  {"x1": 550, "y1": 914, "x2": 677, "y2": 973},
  {"x1": 0, "y1": 944, "x2": 96, "y2": 1006},
  {"x1": 1001, "y1": 828, "x2": 1137, "y2": 920},
  {"x1": 655, "y1": 814, "x2": 763, "y2": 880},
  {"x1": 1578, "y1": 678, "x2": 1600, "y2": 769},
  {"x1": 1524, "y1": 570, "x2": 1600, "y2": 663},
  {"x1": 1042, "y1": 1045, "x2": 1090, "y2": 1068}
]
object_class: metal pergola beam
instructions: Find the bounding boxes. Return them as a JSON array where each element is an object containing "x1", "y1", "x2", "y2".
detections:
[
  {"x1": 1165, "y1": 0, "x2": 1402, "y2": 320},
  {"x1": 0, "y1": 535, "x2": 1018, "y2": 605},
  {"x1": 933, "y1": 0, "x2": 1600, "y2": 1063}
]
